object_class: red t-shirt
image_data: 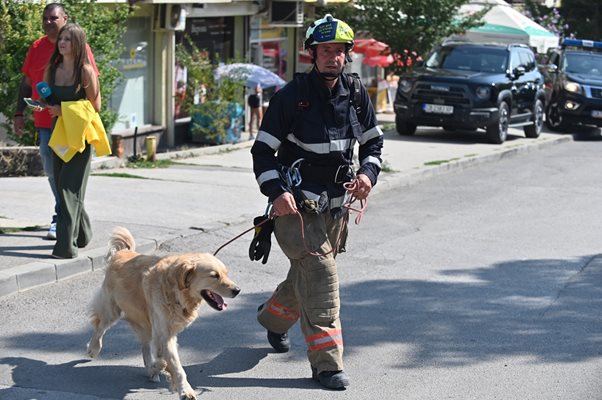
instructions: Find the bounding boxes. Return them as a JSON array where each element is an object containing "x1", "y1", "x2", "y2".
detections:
[{"x1": 21, "y1": 35, "x2": 99, "y2": 128}]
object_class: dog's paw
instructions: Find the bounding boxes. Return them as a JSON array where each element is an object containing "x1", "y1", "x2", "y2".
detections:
[
  {"x1": 86, "y1": 341, "x2": 101, "y2": 358},
  {"x1": 180, "y1": 390, "x2": 197, "y2": 400},
  {"x1": 179, "y1": 382, "x2": 197, "y2": 399},
  {"x1": 148, "y1": 359, "x2": 167, "y2": 383}
]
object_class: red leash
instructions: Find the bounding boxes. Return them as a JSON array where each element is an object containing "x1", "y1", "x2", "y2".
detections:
[
  {"x1": 295, "y1": 180, "x2": 367, "y2": 257},
  {"x1": 213, "y1": 179, "x2": 368, "y2": 257},
  {"x1": 213, "y1": 216, "x2": 272, "y2": 256}
]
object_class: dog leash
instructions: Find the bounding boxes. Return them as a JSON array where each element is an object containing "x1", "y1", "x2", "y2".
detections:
[
  {"x1": 213, "y1": 179, "x2": 367, "y2": 257},
  {"x1": 213, "y1": 215, "x2": 272, "y2": 256}
]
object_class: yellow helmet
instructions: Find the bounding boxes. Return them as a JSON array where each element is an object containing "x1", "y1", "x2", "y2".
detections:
[{"x1": 304, "y1": 14, "x2": 354, "y2": 51}]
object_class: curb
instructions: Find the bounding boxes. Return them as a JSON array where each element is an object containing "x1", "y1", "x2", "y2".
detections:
[
  {"x1": 373, "y1": 134, "x2": 573, "y2": 196},
  {"x1": 0, "y1": 134, "x2": 573, "y2": 298},
  {"x1": 0, "y1": 237, "x2": 157, "y2": 298}
]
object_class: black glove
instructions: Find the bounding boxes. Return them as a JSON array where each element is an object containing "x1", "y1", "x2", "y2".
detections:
[{"x1": 249, "y1": 215, "x2": 274, "y2": 264}]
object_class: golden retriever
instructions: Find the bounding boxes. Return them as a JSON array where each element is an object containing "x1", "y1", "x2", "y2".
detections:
[{"x1": 87, "y1": 226, "x2": 240, "y2": 400}]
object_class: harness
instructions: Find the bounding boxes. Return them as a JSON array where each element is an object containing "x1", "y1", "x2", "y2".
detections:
[{"x1": 278, "y1": 72, "x2": 368, "y2": 215}]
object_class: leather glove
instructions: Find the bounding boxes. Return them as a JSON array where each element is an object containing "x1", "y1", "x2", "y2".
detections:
[{"x1": 249, "y1": 215, "x2": 274, "y2": 264}]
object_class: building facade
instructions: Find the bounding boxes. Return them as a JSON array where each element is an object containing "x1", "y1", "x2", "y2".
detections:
[{"x1": 101, "y1": 0, "x2": 349, "y2": 150}]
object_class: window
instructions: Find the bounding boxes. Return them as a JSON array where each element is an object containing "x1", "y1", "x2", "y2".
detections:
[
  {"x1": 518, "y1": 50, "x2": 535, "y2": 71},
  {"x1": 510, "y1": 50, "x2": 522, "y2": 71},
  {"x1": 110, "y1": 17, "x2": 152, "y2": 132}
]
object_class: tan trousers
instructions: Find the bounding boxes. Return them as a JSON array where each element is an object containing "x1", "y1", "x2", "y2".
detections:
[{"x1": 257, "y1": 211, "x2": 347, "y2": 373}]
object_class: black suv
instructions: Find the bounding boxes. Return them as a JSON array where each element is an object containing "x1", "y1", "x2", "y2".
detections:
[
  {"x1": 542, "y1": 39, "x2": 602, "y2": 131},
  {"x1": 393, "y1": 42, "x2": 545, "y2": 144}
]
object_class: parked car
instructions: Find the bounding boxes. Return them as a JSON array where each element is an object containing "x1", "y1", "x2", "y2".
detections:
[
  {"x1": 542, "y1": 39, "x2": 602, "y2": 131},
  {"x1": 393, "y1": 41, "x2": 545, "y2": 144}
]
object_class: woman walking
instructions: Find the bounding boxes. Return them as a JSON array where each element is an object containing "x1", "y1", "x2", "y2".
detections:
[{"x1": 44, "y1": 23, "x2": 103, "y2": 259}]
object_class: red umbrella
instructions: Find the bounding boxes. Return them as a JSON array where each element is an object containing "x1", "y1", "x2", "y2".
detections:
[
  {"x1": 363, "y1": 54, "x2": 394, "y2": 68},
  {"x1": 353, "y1": 38, "x2": 389, "y2": 57}
]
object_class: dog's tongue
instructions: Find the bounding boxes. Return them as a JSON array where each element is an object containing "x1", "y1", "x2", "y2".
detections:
[
  {"x1": 203, "y1": 290, "x2": 228, "y2": 311},
  {"x1": 214, "y1": 293, "x2": 227, "y2": 311}
]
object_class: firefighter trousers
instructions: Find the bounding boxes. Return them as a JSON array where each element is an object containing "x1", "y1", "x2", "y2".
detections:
[{"x1": 257, "y1": 210, "x2": 347, "y2": 373}]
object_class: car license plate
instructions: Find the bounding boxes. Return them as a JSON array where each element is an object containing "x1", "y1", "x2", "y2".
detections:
[
  {"x1": 591, "y1": 110, "x2": 602, "y2": 119},
  {"x1": 423, "y1": 103, "x2": 454, "y2": 114}
]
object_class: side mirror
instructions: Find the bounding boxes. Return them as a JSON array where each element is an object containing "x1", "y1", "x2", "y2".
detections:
[
  {"x1": 547, "y1": 64, "x2": 558, "y2": 74},
  {"x1": 514, "y1": 66, "x2": 526, "y2": 77}
]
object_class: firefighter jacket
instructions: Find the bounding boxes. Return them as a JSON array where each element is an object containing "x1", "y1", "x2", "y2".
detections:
[{"x1": 251, "y1": 68, "x2": 384, "y2": 217}]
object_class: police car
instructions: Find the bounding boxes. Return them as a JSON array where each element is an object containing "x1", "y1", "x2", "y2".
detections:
[{"x1": 543, "y1": 38, "x2": 602, "y2": 131}]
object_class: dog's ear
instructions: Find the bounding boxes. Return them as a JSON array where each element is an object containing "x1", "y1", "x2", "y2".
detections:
[{"x1": 176, "y1": 262, "x2": 196, "y2": 290}]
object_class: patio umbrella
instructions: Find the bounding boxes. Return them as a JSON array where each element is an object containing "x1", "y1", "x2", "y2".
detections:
[
  {"x1": 458, "y1": 1, "x2": 558, "y2": 53},
  {"x1": 214, "y1": 63, "x2": 286, "y2": 89},
  {"x1": 363, "y1": 54, "x2": 394, "y2": 68},
  {"x1": 353, "y1": 38, "x2": 390, "y2": 57}
]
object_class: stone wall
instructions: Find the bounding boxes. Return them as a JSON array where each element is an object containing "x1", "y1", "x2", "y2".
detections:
[{"x1": 0, "y1": 147, "x2": 43, "y2": 177}]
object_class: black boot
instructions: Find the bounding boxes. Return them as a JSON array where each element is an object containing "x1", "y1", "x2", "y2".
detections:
[
  {"x1": 267, "y1": 330, "x2": 290, "y2": 353},
  {"x1": 311, "y1": 367, "x2": 350, "y2": 390}
]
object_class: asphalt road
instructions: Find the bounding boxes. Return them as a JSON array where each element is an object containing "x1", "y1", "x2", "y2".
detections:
[{"x1": 0, "y1": 138, "x2": 601, "y2": 400}]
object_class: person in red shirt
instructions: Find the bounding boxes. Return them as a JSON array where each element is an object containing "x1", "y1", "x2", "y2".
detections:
[{"x1": 13, "y1": 3, "x2": 98, "y2": 240}]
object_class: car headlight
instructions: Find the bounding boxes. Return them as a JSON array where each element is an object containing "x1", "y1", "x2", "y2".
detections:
[
  {"x1": 399, "y1": 79, "x2": 412, "y2": 93},
  {"x1": 564, "y1": 81, "x2": 582, "y2": 94},
  {"x1": 475, "y1": 86, "x2": 491, "y2": 100}
]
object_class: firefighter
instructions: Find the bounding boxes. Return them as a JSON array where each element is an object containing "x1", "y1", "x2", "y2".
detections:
[{"x1": 250, "y1": 14, "x2": 383, "y2": 390}]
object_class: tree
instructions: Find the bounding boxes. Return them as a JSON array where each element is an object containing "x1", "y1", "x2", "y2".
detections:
[
  {"x1": 560, "y1": 0, "x2": 601, "y2": 41},
  {"x1": 323, "y1": 0, "x2": 487, "y2": 73},
  {"x1": 0, "y1": 0, "x2": 130, "y2": 145},
  {"x1": 0, "y1": 2, "x2": 47, "y2": 146},
  {"x1": 524, "y1": 0, "x2": 573, "y2": 40}
]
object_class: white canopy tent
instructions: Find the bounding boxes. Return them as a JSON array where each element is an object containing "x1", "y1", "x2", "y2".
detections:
[{"x1": 456, "y1": 0, "x2": 559, "y2": 54}]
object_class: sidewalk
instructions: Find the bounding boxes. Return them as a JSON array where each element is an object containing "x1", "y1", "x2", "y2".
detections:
[{"x1": 0, "y1": 115, "x2": 573, "y2": 298}]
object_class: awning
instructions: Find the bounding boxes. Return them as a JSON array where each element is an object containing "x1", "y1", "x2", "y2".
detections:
[{"x1": 458, "y1": 1, "x2": 559, "y2": 53}]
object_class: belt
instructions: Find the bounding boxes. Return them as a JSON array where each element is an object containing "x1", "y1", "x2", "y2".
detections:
[{"x1": 299, "y1": 163, "x2": 354, "y2": 184}]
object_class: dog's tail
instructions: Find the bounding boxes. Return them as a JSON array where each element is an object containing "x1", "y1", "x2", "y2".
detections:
[{"x1": 106, "y1": 226, "x2": 136, "y2": 262}]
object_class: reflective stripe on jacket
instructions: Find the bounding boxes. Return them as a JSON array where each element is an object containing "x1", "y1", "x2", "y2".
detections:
[{"x1": 251, "y1": 69, "x2": 384, "y2": 209}]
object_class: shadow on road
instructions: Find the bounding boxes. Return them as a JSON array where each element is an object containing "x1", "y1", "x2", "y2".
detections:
[
  {"x1": 0, "y1": 347, "x2": 318, "y2": 398},
  {"x1": 1, "y1": 253, "x2": 600, "y2": 395},
  {"x1": 342, "y1": 254, "x2": 602, "y2": 368}
]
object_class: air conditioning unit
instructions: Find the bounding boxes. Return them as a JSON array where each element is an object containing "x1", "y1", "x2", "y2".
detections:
[
  {"x1": 269, "y1": 1, "x2": 303, "y2": 27},
  {"x1": 154, "y1": 4, "x2": 186, "y2": 31}
]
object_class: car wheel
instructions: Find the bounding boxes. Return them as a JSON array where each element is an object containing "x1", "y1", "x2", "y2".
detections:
[
  {"x1": 524, "y1": 99, "x2": 543, "y2": 138},
  {"x1": 545, "y1": 101, "x2": 568, "y2": 131},
  {"x1": 396, "y1": 117, "x2": 417, "y2": 136},
  {"x1": 486, "y1": 102, "x2": 509, "y2": 144}
]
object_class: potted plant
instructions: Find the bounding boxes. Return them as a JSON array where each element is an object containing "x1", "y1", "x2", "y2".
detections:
[{"x1": 175, "y1": 39, "x2": 244, "y2": 145}]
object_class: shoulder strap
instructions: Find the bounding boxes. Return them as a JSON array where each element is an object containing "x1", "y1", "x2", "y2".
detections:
[
  {"x1": 293, "y1": 72, "x2": 310, "y2": 134},
  {"x1": 346, "y1": 72, "x2": 364, "y2": 119}
]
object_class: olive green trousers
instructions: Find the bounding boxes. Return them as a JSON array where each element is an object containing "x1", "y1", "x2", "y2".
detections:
[{"x1": 52, "y1": 144, "x2": 92, "y2": 258}]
